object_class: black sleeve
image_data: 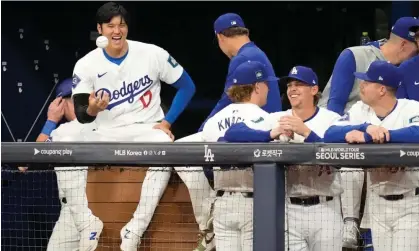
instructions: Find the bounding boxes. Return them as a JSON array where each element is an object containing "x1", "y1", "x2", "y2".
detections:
[{"x1": 73, "y1": 93, "x2": 97, "y2": 123}]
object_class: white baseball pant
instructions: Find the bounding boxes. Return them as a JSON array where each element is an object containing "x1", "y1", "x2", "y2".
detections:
[
  {"x1": 47, "y1": 186, "x2": 80, "y2": 251},
  {"x1": 285, "y1": 196, "x2": 343, "y2": 251},
  {"x1": 340, "y1": 168, "x2": 364, "y2": 221},
  {"x1": 213, "y1": 192, "x2": 253, "y2": 251},
  {"x1": 124, "y1": 131, "x2": 215, "y2": 237},
  {"x1": 368, "y1": 189, "x2": 419, "y2": 251},
  {"x1": 47, "y1": 134, "x2": 94, "y2": 249}
]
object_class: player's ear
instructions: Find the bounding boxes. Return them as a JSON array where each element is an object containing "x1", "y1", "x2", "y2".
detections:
[
  {"x1": 311, "y1": 85, "x2": 319, "y2": 96},
  {"x1": 97, "y1": 24, "x2": 102, "y2": 34}
]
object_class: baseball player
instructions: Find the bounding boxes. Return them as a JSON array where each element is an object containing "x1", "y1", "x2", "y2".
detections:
[
  {"x1": 202, "y1": 60, "x2": 279, "y2": 251},
  {"x1": 324, "y1": 60, "x2": 419, "y2": 251},
  {"x1": 69, "y1": 2, "x2": 196, "y2": 250},
  {"x1": 318, "y1": 16, "x2": 419, "y2": 248},
  {"x1": 224, "y1": 66, "x2": 343, "y2": 251},
  {"x1": 25, "y1": 79, "x2": 102, "y2": 251},
  {"x1": 179, "y1": 13, "x2": 283, "y2": 251}
]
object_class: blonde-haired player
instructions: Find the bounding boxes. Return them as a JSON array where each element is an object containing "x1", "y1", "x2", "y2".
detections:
[
  {"x1": 224, "y1": 66, "x2": 344, "y2": 250},
  {"x1": 202, "y1": 60, "x2": 279, "y2": 251}
]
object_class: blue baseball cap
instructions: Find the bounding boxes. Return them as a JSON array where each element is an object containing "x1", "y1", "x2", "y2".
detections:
[
  {"x1": 280, "y1": 66, "x2": 319, "y2": 86},
  {"x1": 214, "y1": 13, "x2": 245, "y2": 34},
  {"x1": 228, "y1": 61, "x2": 279, "y2": 86},
  {"x1": 391, "y1": 17, "x2": 419, "y2": 42},
  {"x1": 55, "y1": 78, "x2": 73, "y2": 97},
  {"x1": 354, "y1": 61, "x2": 403, "y2": 88}
]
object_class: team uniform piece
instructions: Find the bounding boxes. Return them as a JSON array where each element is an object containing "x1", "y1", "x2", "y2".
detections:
[{"x1": 46, "y1": 120, "x2": 102, "y2": 251}]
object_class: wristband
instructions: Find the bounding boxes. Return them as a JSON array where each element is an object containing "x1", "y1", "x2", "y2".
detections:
[{"x1": 41, "y1": 120, "x2": 57, "y2": 136}]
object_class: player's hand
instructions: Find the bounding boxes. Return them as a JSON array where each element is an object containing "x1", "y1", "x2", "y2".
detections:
[
  {"x1": 153, "y1": 120, "x2": 174, "y2": 141},
  {"x1": 47, "y1": 97, "x2": 65, "y2": 123},
  {"x1": 366, "y1": 125, "x2": 390, "y2": 144},
  {"x1": 270, "y1": 126, "x2": 294, "y2": 140},
  {"x1": 18, "y1": 166, "x2": 28, "y2": 173},
  {"x1": 278, "y1": 115, "x2": 311, "y2": 138},
  {"x1": 345, "y1": 130, "x2": 366, "y2": 143},
  {"x1": 87, "y1": 91, "x2": 110, "y2": 116}
]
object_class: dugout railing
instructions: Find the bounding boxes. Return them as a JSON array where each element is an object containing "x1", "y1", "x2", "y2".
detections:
[{"x1": 1, "y1": 142, "x2": 419, "y2": 251}]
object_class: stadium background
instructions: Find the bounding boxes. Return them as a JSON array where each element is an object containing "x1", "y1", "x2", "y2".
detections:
[{"x1": 1, "y1": 1, "x2": 418, "y2": 250}]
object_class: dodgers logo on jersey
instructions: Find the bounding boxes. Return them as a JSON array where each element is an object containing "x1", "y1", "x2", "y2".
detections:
[{"x1": 96, "y1": 75, "x2": 154, "y2": 110}]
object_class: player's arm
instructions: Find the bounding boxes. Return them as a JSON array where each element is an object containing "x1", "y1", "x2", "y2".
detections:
[
  {"x1": 157, "y1": 49, "x2": 196, "y2": 127},
  {"x1": 224, "y1": 113, "x2": 280, "y2": 142},
  {"x1": 326, "y1": 49, "x2": 357, "y2": 115},
  {"x1": 224, "y1": 122, "x2": 273, "y2": 142},
  {"x1": 323, "y1": 103, "x2": 370, "y2": 143},
  {"x1": 72, "y1": 60, "x2": 98, "y2": 123},
  {"x1": 388, "y1": 114, "x2": 419, "y2": 143},
  {"x1": 36, "y1": 97, "x2": 65, "y2": 142}
]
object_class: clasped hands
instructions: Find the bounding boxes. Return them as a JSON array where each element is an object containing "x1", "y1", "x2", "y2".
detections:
[
  {"x1": 345, "y1": 125, "x2": 390, "y2": 144},
  {"x1": 270, "y1": 115, "x2": 311, "y2": 141}
]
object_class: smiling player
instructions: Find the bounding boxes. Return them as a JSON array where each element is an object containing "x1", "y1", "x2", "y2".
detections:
[{"x1": 69, "y1": 2, "x2": 196, "y2": 250}]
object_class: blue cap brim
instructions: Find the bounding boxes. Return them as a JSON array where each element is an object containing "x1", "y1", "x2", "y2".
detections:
[
  {"x1": 279, "y1": 76, "x2": 314, "y2": 86},
  {"x1": 353, "y1": 72, "x2": 372, "y2": 82},
  {"x1": 265, "y1": 76, "x2": 279, "y2": 82}
]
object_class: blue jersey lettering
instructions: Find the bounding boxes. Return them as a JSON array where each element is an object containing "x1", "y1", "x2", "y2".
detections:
[
  {"x1": 96, "y1": 75, "x2": 154, "y2": 110},
  {"x1": 217, "y1": 116, "x2": 244, "y2": 131}
]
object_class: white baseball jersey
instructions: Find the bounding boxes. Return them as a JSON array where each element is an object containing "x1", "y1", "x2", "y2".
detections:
[
  {"x1": 202, "y1": 103, "x2": 273, "y2": 192},
  {"x1": 333, "y1": 99, "x2": 419, "y2": 195},
  {"x1": 72, "y1": 40, "x2": 184, "y2": 128},
  {"x1": 268, "y1": 108, "x2": 343, "y2": 197}
]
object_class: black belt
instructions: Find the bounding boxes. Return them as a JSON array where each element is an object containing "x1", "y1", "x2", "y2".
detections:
[
  {"x1": 380, "y1": 187, "x2": 419, "y2": 201},
  {"x1": 216, "y1": 190, "x2": 253, "y2": 198},
  {"x1": 289, "y1": 196, "x2": 333, "y2": 206}
]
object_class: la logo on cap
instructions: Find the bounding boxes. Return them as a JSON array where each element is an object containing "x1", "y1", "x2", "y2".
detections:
[
  {"x1": 291, "y1": 67, "x2": 298, "y2": 75},
  {"x1": 231, "y1": 21, "x2": 237, "y2": 25},
  {"x1": 312, "y1": 80, "x2": 316, "y2": 84},
  {"x1": 379, "y1": 76, "x2": 383, "y2": 81},
  {"x1": 256, "y1": 71, "x2": 263, "y2": 79}
]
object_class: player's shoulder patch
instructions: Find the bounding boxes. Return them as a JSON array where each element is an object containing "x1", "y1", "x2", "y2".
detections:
[
  {"x1": 167, "y1": 55, "x2": 179, "y2": 68},
  {"x1": 409, "y1": 115, "x2": 419, "y2": 124},
  {"x1": 72, "y1": 74, "x2": 81, "y2": 89},
  {"x1": 251, "y1": 117, "x2": 264, "y2": 123}
]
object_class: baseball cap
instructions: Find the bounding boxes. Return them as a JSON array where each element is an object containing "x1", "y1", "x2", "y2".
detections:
[
  {"x1": 353, "y1": 61, "x2": 403, "y2": 88},
  {"x1": 279, "y1": 66, "x2": 319, "y2": 86},
  {"x1": 214, "y1": 13, "x2": 245, "y2": 34},
  {"x1": 55, "y1": 78, "x2": 73, "y2": 97},
  {"x1": 391, "y1": 17, "x2": 419, "y2": 42},
  {"x1": 228, "y1": 61, "x2": 279, "y2": 86}
]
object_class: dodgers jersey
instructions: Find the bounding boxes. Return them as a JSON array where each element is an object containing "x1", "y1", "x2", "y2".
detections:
[
  {"x1": 202, "y1": 103, "x2": 272, "y2": 192},
  {"x1": 333, "y1": 99, "x2": 419, "y2": 195},
  {"x1": 268, "y1": 108, "x2": 343, "y2": 197},
  {"x1": 72, "y1": 40, "x2": 184, "y2": 128}
]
